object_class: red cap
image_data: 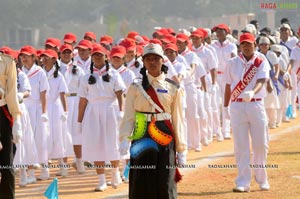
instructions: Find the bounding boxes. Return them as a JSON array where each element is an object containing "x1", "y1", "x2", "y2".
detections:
[
  {"x1": 164, "y1": 43, "x2": 178, "y2": 52},
  {"x1": 153, "y1": 28, "x2": 169, "y2": 37},
  {"x1": 0, "y1": 46, "x2": 12, "y2": 53},
  {"x1": 212, "y1": 23, "x2": 229, "y2": 33},
  {"x1": 4, "y1": 49, "x2": 18, "y2": 60},
  {"x1": 119, "y1": 38, "x2": 136, "y2": 51},
  {"x1": 76, "y1": 40, "x2": 93, "y2": 50},
  {"x1": 176, "y1": 33, "x2": 189, "y2": 42},
  {"x1": 45, "y1": 38, "x2": 61, "y2": 48},
  {"x1": 126, "y1": 31, "x2": 139, "y2": 40},
  {"x1": 100, "y1": 35, "x2": 113, "y2": 45},
  {"x1": 91, "y1": 44, "x2": 107, "y2": 56},
  {"x1": 136, "y1": 45, "x2": 144, "y2": 57},
  {"x1": 190, "y1": 29, "x2": 204, "y2": 38},
  {"x1": 149, "y1": 39, "x2": 162, "y2": 46},
  {"x1": 167, "y1": 28, "x2": 176, "y2": 35},
  {"x1": 198, "y1": 28, "x2": 208, "y2": 38},
  {"x1": 41, "y1": 49, "x2": 58, "y2": 59},
  {"x1": 110, "y1": 45, "x2": 126, "y2": 58},
  {"x1": 84, "y1": 32, "x2": 96, "y2": 41},
  {"x1": 239, "y1": 33, "x2": 256, "y2": 44},
  {"x1": 63, "y1": 32, "x2": 77, "y2": 43},
  {"x1": 60, "y1": 44, "x2": 73, "y2": 53},
  {"x1": 20, "y1": 45, "x2": 37, "y2": 56},
  {"x1": 36, "y1": 49, "x2": 45, "y2": 57},
  {"x1": 161, "y1": 34, "x2": 177, "y2": 44},
  {"x1": 141, "y1": 35, "x2": 150, "y2": 42}
]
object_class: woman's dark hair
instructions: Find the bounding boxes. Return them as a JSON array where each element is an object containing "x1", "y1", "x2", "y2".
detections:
[
  {"x1": 161, "y1": 64, "x2": 168, "y2": 74},
  {"x1": 88, "y1": 58, "x2": 111, "y2": 85},
  {"x1": 54, "y1": 60, "x2": 60, "y2": 78},
  {"x1": 134, "y1": 55, "x2": 140, "y2": 68},
  {"x1": 88, "y1": 62, "x2": 96, "y2": 84},
  {"x1": 102, "y1": 58, "x2": 110, "y2": 82},
  {"x1": 140, "y1": 66, "x2": 150, "y2": 90},
  {"x1": 71, "y1": 58, "x2": 77, "y2": 75}
]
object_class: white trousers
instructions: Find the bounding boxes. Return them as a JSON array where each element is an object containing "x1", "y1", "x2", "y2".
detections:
[
  {"x1": 230, "y1": 101, "x2": 269, "y2": 188},
  {"x1": 217, "y1": 74, "x2": 230, "y2": 135}
]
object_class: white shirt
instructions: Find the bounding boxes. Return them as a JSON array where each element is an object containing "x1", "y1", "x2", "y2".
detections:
[
  {"x1": 22, "y1": 64, "x2": 49, "y2": 102},
  {"x1": 224, "y1": 52, "x2": 270, "y2": 99},
  {"x1": 127, "y1": 58, "x2": 143, "y2": 78},
  {"x1": 192, "y1": 44, "x2": 217, "y2": 72},
  {"x1": 171, "y1": 59, "x2": 187, "y2": 86},
  {"x1": 60, "y1": 61, "x2": 85, "y2": 93},
  {"x1": 180, "y1": 47, "x2": 199, "y2": 85},
  {"x1": 17, "y1": 69, "x2": 31, "y2": 93},
  {"x1": 44, "y1": 67, "x2": 68, "y2": 103},
  {"x1": 78, "y1": 68, "x2": 126, "y2": 102},
  {"x1": 74, "y1": 55, "x2": 91, "y2": 74},
  {"x1": 212, "y1": 39, "x2": 237, "y2": 72},
  {"x1": 290, "y1": 43, "x2": 300, "y2": 74},
  {"x1": 113, "y1": 65, "x2": 135, "y2": 93}
]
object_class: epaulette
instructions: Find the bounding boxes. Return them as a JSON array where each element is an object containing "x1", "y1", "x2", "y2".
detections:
[{"x1": 165, "y1": 78, "x2": 180, "y2": 89}]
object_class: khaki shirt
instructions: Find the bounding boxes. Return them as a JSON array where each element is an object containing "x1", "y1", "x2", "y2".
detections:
[
  {"x1": 0, "y1": 53, "x2": 21, "y2": 119},
  {"x1": 120, "y1": 73, "x2": 187, "y2": 153}
]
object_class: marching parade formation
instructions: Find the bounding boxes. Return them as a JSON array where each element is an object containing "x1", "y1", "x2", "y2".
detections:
[{"x1": 0, "y1": 17, "x2": 299, "y2": 199}]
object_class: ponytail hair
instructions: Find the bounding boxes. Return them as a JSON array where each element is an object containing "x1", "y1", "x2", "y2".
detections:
[
  {"x1": 140, "y1": 66, "x2": 150, "y2": 90},
  {"x1": 54, "y1": 61, "x2": 60, "y2": 78},
  {"x1": 71, "y1": 58, "x2": 77, "y2": 75},
  {"x1": 161, "y1": 64, "x2": 168, "y2": 74},
  {"x1": 102, "y1": 57, "x2": 111, "y2": 82},
  {"x1": 134, "y1": 55, "x2": 140, "y2": 68},
  {"x1": 88, "y1": 62, "x2": 96, "y2": 85}
]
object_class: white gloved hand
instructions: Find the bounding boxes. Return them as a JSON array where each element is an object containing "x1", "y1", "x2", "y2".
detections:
[
  {"x1": 223, "y1": 106, "x2": 230, "y2": 120},
  {"x1": 283, "y1": 72, "x2": 290, "y2": 81},
  {"x1": 17, "y1": 93, "x2": 24, "y2": 103},
  {"x1": 12, "y1": 118, "x2": 22, "y2": 144},
  {"x1": 0, "y1": 87, "x2": 4, "y2": 99},
  {"x1": 241, "y1": 90, "x2": 255, "y2": 102},
  {"x1": 118, "y1": 111, "x2": 125, "y2": 120},
  {"x1": 61, "y1": 112, "x2": 68, "y2": 122},
  {"x1": 41, "y1": 113, "x2": 48, "y2": 122},
  {"x1": 177, "y1": 152, "x2": 187, "y2": 166},
  {"x1": 119, "y1": 139, "x2": 129, "y2": 156},
  {"x1": 75, "y1": 122, "x2": 82, "y2": 134}
]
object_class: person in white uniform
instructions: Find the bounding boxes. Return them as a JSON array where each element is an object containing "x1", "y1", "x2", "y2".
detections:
[
  {"x1": 74, "y1": 40, "x2": 92, "y2": 74},
  {"x1": 14, "y1": 66, "x2": 39, "y2": 186},
  {"x1": 176, "y1": 33, "x2": 204, "y2": 151},
  {"x1": 223, "y1": 33, "x2": 270, "y2": 192},
  {"x1": 41, "y1": 49, "x2": 71, "y2": 177},
  {"x1": 20, "y1": 46, "x2": 50, "y2": 181},
  {"x1": 59, "y1": 44, "x2": 86, "y2": 174},
  {"x1": 212, "y1": 24, "x2": 238, "y2": 139},
  {"x1": 258, "y1": 37, "x2": 280, "y2": 128},
  {"x1": 77, "y1": 44, "x2": 126, "y2": 192}
]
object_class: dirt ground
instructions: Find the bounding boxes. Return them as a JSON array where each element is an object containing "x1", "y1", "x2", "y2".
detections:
[{"x1": 15, "y1": 112, "x2": 300, "y2": 199}]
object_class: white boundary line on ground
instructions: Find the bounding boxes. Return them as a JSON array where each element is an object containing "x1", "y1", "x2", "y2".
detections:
[{"x1": 104, "y1": 123, "x2": 300, "y2": 199}]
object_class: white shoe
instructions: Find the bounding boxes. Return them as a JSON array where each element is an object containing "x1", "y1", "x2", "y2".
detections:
[
  {"x1": 111, "y1": 171, "x2": 122, "y2": 188},
  {"x1": 27, "y1": 170, "x2": 36, "y2": 184},
  {"x1": 56, "y1": 168, "x2": 68, "y2": 177},
  {"x1": 195, "y1": 146, "x2": 202, "y2": 152},
  {"x1": 33, "y1": 164, "x2": 41, "y2": 169},
  {"x1": 19, "y1": 170, "x2": 27, "y2": 187},
  {"x1": 260, "y1": 182, "x2": 270, "y2": 191},
  {"x1": 37, "y1": 168, "x2": 49, "y2": 180},
  {"x1": 233, "y1": 186, "x2": 250, "y2": 192},
  {"x1": 76, "y1": 159, "x2": 86, "y2": 174},
  {"x1": 217, "y1": 134, "x2": 224, "y2": 142},
  {"x1": 223, "y1": 133, "x2": 231, "y2": 139},
  {"x1": 201, "y1": 138, "x2": 209, "y2": 146},
  {"x1": 95, "y1": 174, "x2": 107, "y2": 192}
]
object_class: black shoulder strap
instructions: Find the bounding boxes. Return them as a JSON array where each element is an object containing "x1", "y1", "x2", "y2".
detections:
[{"x1": 165, "y1": 78, "x2": 180, "y2": 89}]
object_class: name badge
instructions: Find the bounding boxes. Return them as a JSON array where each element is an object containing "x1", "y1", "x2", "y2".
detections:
[{"x1": 157, "y1": 88, "x2": 168, "y2": 93}]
